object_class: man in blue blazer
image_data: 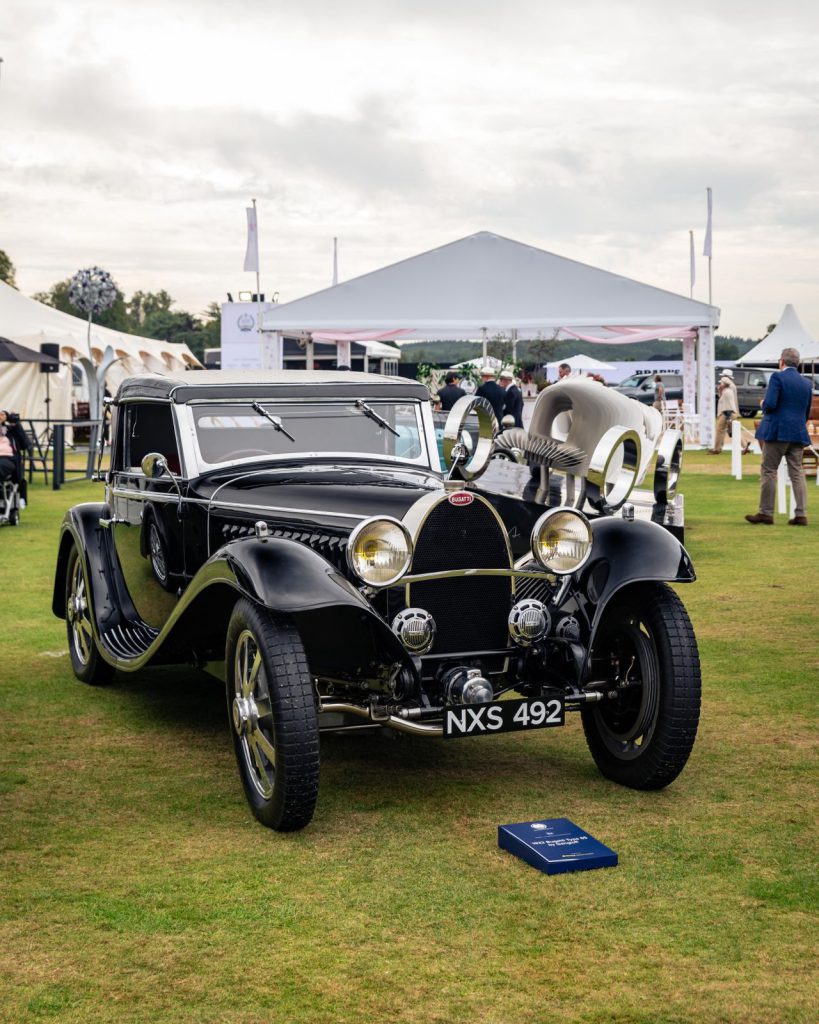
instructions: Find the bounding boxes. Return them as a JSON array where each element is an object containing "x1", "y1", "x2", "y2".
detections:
[{"x1": 745, "y1": 347, "x2": 813, "y2": 526}]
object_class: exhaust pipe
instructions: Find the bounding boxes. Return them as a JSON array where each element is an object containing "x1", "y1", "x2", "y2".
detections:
[{"x1": 320, "y1": 701, "x2": 443, "y2": 737}]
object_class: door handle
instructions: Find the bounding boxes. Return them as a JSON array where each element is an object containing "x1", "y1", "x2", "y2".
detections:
[{"x1": 99, "y1": 517, "x2": 129, "y2": 528}]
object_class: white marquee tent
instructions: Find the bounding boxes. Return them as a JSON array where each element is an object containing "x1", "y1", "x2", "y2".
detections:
[
  {"x1": 261, "y1": 231, "x2": 721, "y2": 441},
  {"x1": 546, "y1": 354, "x2": 616, "y2": 373},
  {"x1": 736, "y1": 304, "x2": 819, "y2": 365},
  {"x1": 0, "y1": 280, "x2": 202, "y2": 423}
]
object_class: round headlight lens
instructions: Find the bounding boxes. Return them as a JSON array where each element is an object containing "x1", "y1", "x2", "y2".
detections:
[
  {"x1": 531, "y1": 507, "x2": 593, "y2": 575},
  {"x1": 347, "y1": 517, "x2": 413, "y2": 587}
]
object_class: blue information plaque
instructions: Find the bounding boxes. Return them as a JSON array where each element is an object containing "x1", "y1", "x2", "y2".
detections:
[{"x1": 498, "y1": 818, "x2": 617, "y2": 875}]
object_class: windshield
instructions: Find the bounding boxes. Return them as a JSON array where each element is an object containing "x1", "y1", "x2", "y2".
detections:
[
  {"x1": 191, "y1": 401, "x2": 430, "y2": 467},
  {"x1": 617, "y1": 375, "x2": 648, "y2": 388}
]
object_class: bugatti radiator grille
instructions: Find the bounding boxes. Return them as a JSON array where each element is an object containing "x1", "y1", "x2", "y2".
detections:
[{"x1": 407, "y1": 497, "x2": 511, "y2": 655}]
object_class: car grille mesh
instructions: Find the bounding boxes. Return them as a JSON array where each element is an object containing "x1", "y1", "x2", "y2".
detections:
[{"x1": 408, "y1": 497, "x2": 511, "y2": 655}]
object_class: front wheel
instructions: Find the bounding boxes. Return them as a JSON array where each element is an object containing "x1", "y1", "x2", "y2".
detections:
[
  {"x1": 582, "y1": 583, "x2": 700, "y2": 790},
  {"x1": 65, "y1": 545, "x2": 115, "y2": 686},
  {"x1": 225, "y1": 600, "x2": 320, "y2": 831}
]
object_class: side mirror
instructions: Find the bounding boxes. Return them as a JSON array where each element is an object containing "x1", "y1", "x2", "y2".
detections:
[{"x1": 141, "y1": 452, "x2": 169, "y2": 479}]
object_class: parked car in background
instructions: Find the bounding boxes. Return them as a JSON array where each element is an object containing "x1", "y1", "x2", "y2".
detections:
[
  {"x1": 725, "y1": 367, "x2": 774, "y2": 417},
  {"x1": 613, "y1": 372, "x2": 683, "y2": 406}
]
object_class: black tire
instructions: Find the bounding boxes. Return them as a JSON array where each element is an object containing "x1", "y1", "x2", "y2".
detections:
[
  {"x1": 65, "y1": 545, "x2": 115, "y2": 686},
  {"x1": 582, "y1": 582, "x2": 700, "y2": 790},
  {"x1": 9, "y1": 508, "x2": 19, "y2": 526},
  {"x1": 225, "y1": 600, "x2": 320, "y2": 831}
]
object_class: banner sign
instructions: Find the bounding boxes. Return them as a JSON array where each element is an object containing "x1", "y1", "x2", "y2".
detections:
[
  {"x1": 220, "y1": 302, "x2": 281, "y2": 370},
  {"x1": 498, "y1": 818, "x2": 617, "y2": 875}
]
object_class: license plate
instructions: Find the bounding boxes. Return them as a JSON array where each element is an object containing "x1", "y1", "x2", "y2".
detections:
[{"x1": 442, "y1": 696, "x2": 565, "y2": 739}]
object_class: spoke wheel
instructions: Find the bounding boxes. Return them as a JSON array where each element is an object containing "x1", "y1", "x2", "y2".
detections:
[
  {"x1": 65, "y1": 546, "x2": 114, "y2": 686},
  {"x1": 225, "y1": 600, "x2": 319, "y2": 831},
  {"x1": 582, "y1": 582, "x2": 700, "y2": 790},
  {"x1": 146, "y1": 518, "x2": 176, "y2": 591}
]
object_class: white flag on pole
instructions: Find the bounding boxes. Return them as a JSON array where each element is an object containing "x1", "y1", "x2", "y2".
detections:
[
  {"x1": 243, "y1": 206, "x2": 259, "y2": 273},
  {"x1": 689, "y1": 229, "x2": 696, "y2": 292},
  {"x1": 703, "y1": 187, "x2": 713, "y2": 258}
]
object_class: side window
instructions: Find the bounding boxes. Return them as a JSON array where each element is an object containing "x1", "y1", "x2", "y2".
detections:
[
  {"x1": 108, "y1": 406, "x2": 125, "y2": 473},
  {"x1": 748, "y1": 372, "x2": 766, "y2": 387},
  {"x1": 125, "y1": 404, "x2": 182, "y2": 475}
]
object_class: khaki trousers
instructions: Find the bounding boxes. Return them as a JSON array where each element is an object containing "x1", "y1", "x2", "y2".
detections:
[
  {"x1": 759, "y1": 441, "x2": 808, "y2": 517},
  {"x1": 712, "y1": 413, "x2": 734, "y2": 452},
  {"x1": 713, "y1": 413, "x2": 755, "y2": 453}
]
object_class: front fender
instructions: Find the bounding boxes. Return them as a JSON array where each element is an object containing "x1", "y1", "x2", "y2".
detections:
[
  {"x1": 220, "y1": 536, "x2": 409, "y2": 685},
  {"x1": 577, "y1": 516, "x2": 695, "y2": 678}
]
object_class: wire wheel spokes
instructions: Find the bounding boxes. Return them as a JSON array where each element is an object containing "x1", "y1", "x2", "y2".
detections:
[
  {"x1": 68, "y1": 559, "x2": 93, "y2": 666},
  {"x1": 594, "y1": 618, "x2": 660, "y2": 760},
  {"x1": 149, "y1": 523, "x2": 167, "y2": 583},
  {"x1": 232, "y1": 629, "x2": 276, "y2": 799}
]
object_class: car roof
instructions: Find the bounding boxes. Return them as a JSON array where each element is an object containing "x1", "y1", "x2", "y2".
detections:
[{"x1": 115, "y1": 370, "x2": 431, "y2": 404}]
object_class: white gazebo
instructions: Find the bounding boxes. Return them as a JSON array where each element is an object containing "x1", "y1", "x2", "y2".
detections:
[
  {"x1": 736, "y1": 304, "x2": 819, "y2": 366},
  {"x1": 546, "y1": 354, "x2": 616, "y2": 374},
  {"x1": 262, "y1": 231, "x2": 721, "y2": 443}
]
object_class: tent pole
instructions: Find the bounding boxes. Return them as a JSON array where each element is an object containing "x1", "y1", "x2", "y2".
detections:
[{"x1": 481, "y1": 327, "x2": 487, "y2": 364}]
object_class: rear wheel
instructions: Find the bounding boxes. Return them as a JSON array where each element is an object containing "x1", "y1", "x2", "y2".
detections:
[
  {"x1": 65, "y1": 545, "x2": 115, "y2": 685},
  {"x1": 582, "y1": 583, "x2": 700, "y2": 789},
  {"x1": 225, "y1": 600, "x2": 320, "y2": 831}
]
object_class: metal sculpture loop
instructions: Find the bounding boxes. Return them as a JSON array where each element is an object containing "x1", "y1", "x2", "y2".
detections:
[{"x1": 442, "y1": 395, "x2": 498, "y2": 481}]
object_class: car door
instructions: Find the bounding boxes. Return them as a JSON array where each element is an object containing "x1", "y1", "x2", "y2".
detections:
[{"x1": 109, "y1": 401, "x2": 186, "y2": 630}]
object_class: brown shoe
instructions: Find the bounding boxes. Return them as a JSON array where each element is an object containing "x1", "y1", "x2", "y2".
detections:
[
  {"x1": 788, "y1": 516, "x2": 808, "y2": 526},
  {"x1": 745, "y1": 513, "x2": 774, "y2": 525},
  {"x1": 707, "y1": 449, "x2": 721, "y2": 454}
]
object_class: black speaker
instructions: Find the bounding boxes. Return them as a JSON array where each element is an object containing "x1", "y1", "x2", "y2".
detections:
[{"x1": 40, "y1": 342, "x2": 59, "y2": 373}]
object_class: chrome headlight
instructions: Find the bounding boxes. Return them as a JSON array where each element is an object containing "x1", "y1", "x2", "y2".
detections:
[
  {"x1": 531, "y1": 507, "x2": 593, "y2": 575},
  {"x1": 346, "y1": 516, "x2": 413, "y2": 587}
]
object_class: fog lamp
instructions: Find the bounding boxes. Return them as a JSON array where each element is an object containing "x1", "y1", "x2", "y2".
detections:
[
  {"x1": 442, "y1": 667, "x2": 493, "y2": 705},
  {"x1": 392, "y1": 608, "x2": 436, "y2": 654},
  {"x1": 531, "y1": 507, "x2": 593, "y2": 575},
  {"x1": 347, "y1": 516, "x2": 413, "y2": 587},
  {"x1": 508, "y1": 599, "x2": 550, "y2": 647}
]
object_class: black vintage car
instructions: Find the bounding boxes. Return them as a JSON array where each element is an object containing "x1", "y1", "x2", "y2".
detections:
[{"x1": 54, "y1": 371, "x2": 700, "y2": 831}]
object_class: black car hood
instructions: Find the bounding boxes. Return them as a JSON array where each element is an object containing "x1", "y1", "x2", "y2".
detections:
[{"x1": 191, "y1": 462, "x2": 444, "y2": 522}]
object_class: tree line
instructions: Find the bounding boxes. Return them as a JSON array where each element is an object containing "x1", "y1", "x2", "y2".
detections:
[{"x1": 1, "y1": 249, "x2": 219, "y2": 361}]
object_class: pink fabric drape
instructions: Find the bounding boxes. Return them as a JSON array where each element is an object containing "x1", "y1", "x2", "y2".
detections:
[
  {"x1": 560, "y1": 326, "x2": 698, "y2": 345},
  {"x1": 310, "y1": 329, "x2": 412, "y2": 343}
]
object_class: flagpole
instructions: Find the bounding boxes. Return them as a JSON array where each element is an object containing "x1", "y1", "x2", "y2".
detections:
[
  {"x1": 689, "y1": 230, "x2": 695, "y2": 298},
  {"x1": 252, "y1": 198, "x2": 263, "y2": 367},
  {"x1": 703, "y1": 186, "x2": 713, "y2": 306}
]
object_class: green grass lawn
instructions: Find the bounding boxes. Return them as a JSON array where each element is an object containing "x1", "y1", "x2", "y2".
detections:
[{"x1": 1, "y1": 453, "x2": 816, "y2": 1024}]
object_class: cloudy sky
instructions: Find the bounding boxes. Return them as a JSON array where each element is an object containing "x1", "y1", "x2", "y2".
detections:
[{"x1": 1, "y1": 0, "x2": 817, "y2": 338}]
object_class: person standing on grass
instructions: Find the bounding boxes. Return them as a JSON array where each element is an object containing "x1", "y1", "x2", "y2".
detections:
[
  {"x1": 745, "y1": 346, "x2": 812, "y2": 526},
  {"x1": 652, "y1": 374, "x2": 665, "y2": 413},
  {"x1": 499, "y1": 368, "x2": 524, "y2": 427},
  {"x1": 709, "y1": 374, "x2": 753, "y2": 454},
  {"x1": 475, "y1": 365, "x2": 506, "y2": 423},
  {"x1": 436, "y1": 372, "x2": 466, "y2": 411},
  {"x1": 557, "y1": 362, "x2": 571, "y2": 381}
]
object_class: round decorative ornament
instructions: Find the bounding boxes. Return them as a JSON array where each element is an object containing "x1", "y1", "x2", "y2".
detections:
[{"x1": 68, "y1": 266, "x2": 118, "y2": 317}]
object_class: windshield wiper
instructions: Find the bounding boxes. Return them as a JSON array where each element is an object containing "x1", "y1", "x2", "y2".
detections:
[
  {"x1": 250, "y1": 401, "x2": 296, "y2": 443},
  {"x1": 353, "y1": 399, "x2": 400, "y2": 437}
]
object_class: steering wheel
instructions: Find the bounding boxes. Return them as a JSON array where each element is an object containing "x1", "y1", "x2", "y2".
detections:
[{"x1": 219, "y1": 448, "x2": 271, "y2": 461}]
